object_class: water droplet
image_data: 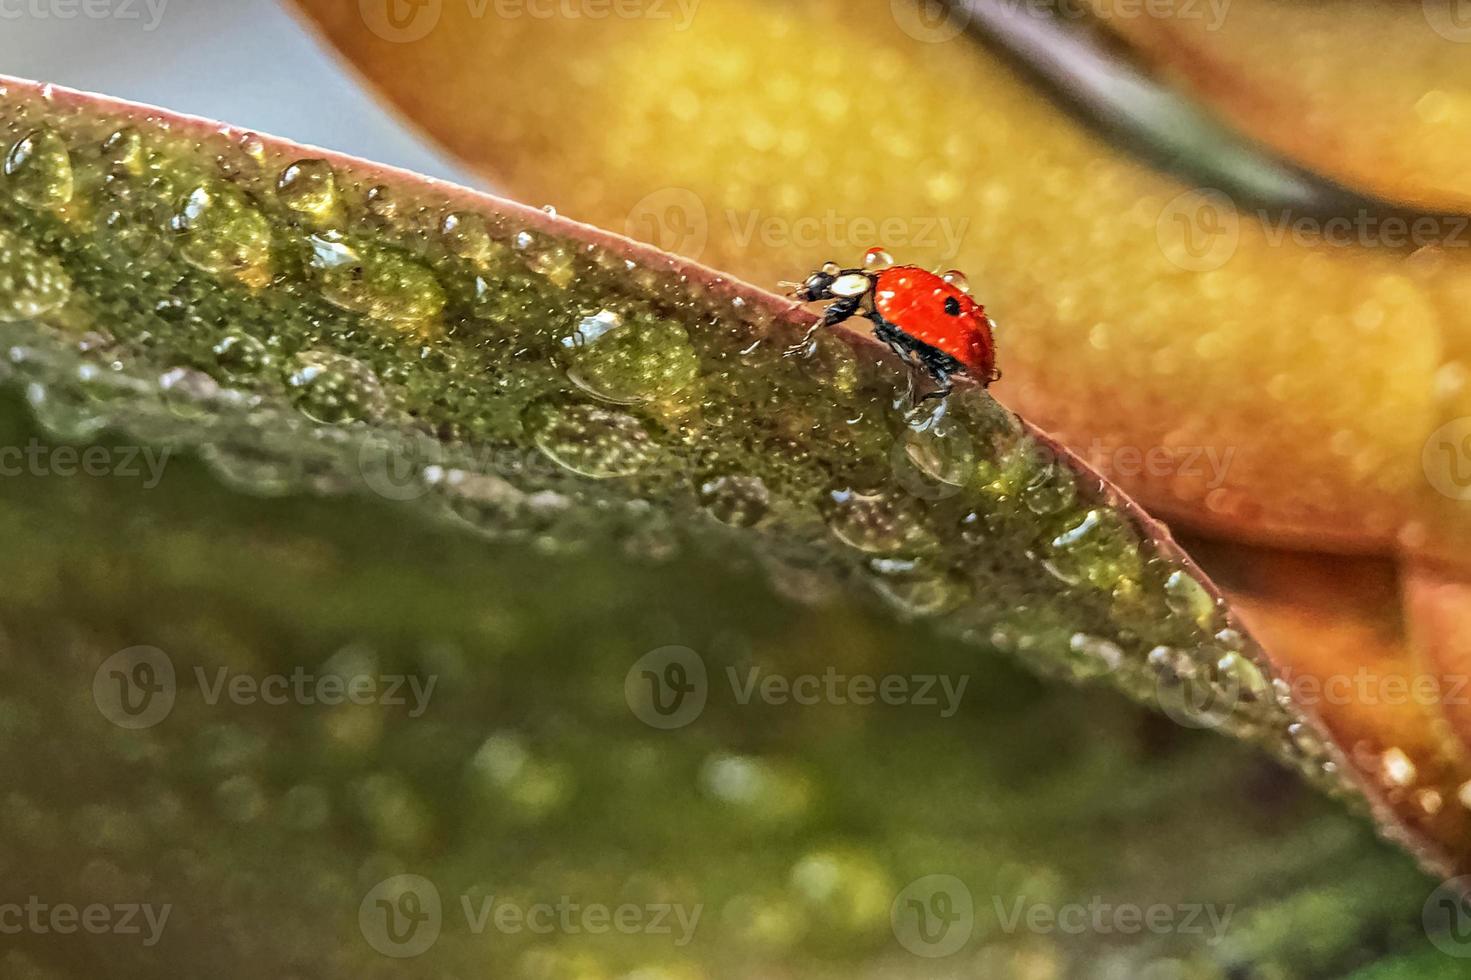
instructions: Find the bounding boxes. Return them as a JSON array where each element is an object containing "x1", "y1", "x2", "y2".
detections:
[
  {"x1": 892, "y1": 404, "x2": 974, "y2": 499},
  {"x1": 26, "y1": 381, "x2": 105, "y2": 441},
  {"x1": 863, "y1": 247, "x2": 893, "y2": 270},
  {"x1": 699, "y1": 753, "x2": 813, "y2": 825},
  {"x1": 1216, "y1": 651, "x2": 1267, "y2": 703},
  {"x1": 440, "y1": 211, "x2": 502, "y2": 265},
  {"x1": 1047, "y1": 509, "x2": 1142, "y2": 591},
  {"x1": 566, "y1": 314, "x2": 700, "y2": 404},
  {"x1": 212, "y1": 333, "x2": 273, "y2": 383},
  {"x1": 101, "y1": 127, "x2": 145, "y2": 176},
  {"x1": 467, "y1": 733, "x2": 571, "y2": 821},
  {"x1": 171, "y1": 183, "x2": 273, "y2": 285},
  {"x1": 286, "y1": 349, "x2": 389, "y2": 424},
  {"x1": 1068, "y1": 632, "x2": 1124, "y2": 677},
  {"x1": 1022, "y1": 465, "x2": 1076, "y2": 516},
  {"x1": 158, "y1": 366, "x2": 220, "y2": 420},
  {"x1": 698, "y1": 473, "x2": 770, "y2": 527},
  {"x1": 527, "y1": 243, "x2": 576, "y2": 288},
  {"x1": 306, "y1": 233, "x2": 446, "y2": 324},
  {"x1": 1380, "y1": 747, "x2": 1417, "y2": 788},
  {"x1": 4, "y1": 129, "x2": 73, "y2": 210},
  {"x1": 0, "y1": 227, "x2": 71, "y2": 321},
  {"x1": 364, "y1": 184, "x2": 397, "y2": 220},
  {"x1": 1164, "y1": 569, "x2": 1216, "y2": 630},
  {"x1": 524, "y1": 399, "x2": 661, "y2": 478},
  {"x1": 824, "y1": 489, "x2": 935, "y2": 555},
  {"x1": 941, "y1": 269, "x2": 971, "y2": 294},
  {"x1": 788, "y1": 849, "x2": 892, "y2": 937},
  {"x1": 275, "y1": 159, "x2": 338, "y2": 222},
  {"x1": 868, "y1": 562, "x2": 967, "y2": 616}
]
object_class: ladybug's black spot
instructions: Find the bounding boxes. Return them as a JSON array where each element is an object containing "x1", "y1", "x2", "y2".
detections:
[{"x1": 943, "y1": 296, "x2": 962, "y2": 316}]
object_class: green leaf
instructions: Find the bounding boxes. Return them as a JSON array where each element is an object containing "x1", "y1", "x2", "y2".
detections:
[{"x1": 0, "y1": 74, "x2": 1453, "y2": 975}]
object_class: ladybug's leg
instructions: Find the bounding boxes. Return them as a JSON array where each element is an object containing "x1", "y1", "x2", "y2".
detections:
[
  {"x1": 784, "y1": 295, "x2": 863, "y2": 357},
  {"x1": 913, "y1": 347, "x2": 960, "y2": 404},
  {"x1": 869, "y1": 315, "x2": 919, "y2": 367}
]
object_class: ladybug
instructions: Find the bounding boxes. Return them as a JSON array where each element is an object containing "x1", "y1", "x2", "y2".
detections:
[{"x1": 782, "y1": 247, "x2": 1000, "y2": 402}]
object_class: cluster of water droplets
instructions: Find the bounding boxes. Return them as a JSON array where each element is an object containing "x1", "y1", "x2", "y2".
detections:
[{"x1": 0, "y1": 94, "x2": 1350, "y2": 799}]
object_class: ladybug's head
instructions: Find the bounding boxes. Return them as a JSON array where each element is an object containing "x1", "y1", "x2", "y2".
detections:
[{"x1": 782, "y1": 261, "x2": 873, "y2": 303}]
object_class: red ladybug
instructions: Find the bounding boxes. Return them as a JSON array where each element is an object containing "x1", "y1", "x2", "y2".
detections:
[{"x1": 783, "y1": 247, "x2": 999, "y2": 402}]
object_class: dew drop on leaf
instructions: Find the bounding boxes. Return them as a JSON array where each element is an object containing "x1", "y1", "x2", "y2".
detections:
[
  {"x1": 1164, "y1": 568, "x2": 1217, "y2": 630},
  {"x1": 566, "y1": 314, "x2": 700, "y2": 404},
  {"x1": 286, "y1": 349, "x2": 389, "y2": 424},
  {"x1": 306, "y1": 233, "x2": 446, "y2": 324},
  {"x1": 275, "y1": 159, "x2": 339, "y2": 222},
  {"x1": 171, "y1": 183, "x2": 273, "y2": 285},
  {"x1": 698, "y1": 472, "x2": 771, "y2": 528},
  {"x1": 4, "y1": 128, "x2": 73, "y2": 210},
  {"x1": 523, "y1": 399, "x2": 661, "y2": 479},
  {"x1": 823, "y1": 488, "x2": 937, "y2": 556}
]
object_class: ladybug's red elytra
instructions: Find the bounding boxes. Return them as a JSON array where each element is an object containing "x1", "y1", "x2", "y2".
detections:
[{"x1": 782, "y1": 247, "x2": 1000, "y2": 402}]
